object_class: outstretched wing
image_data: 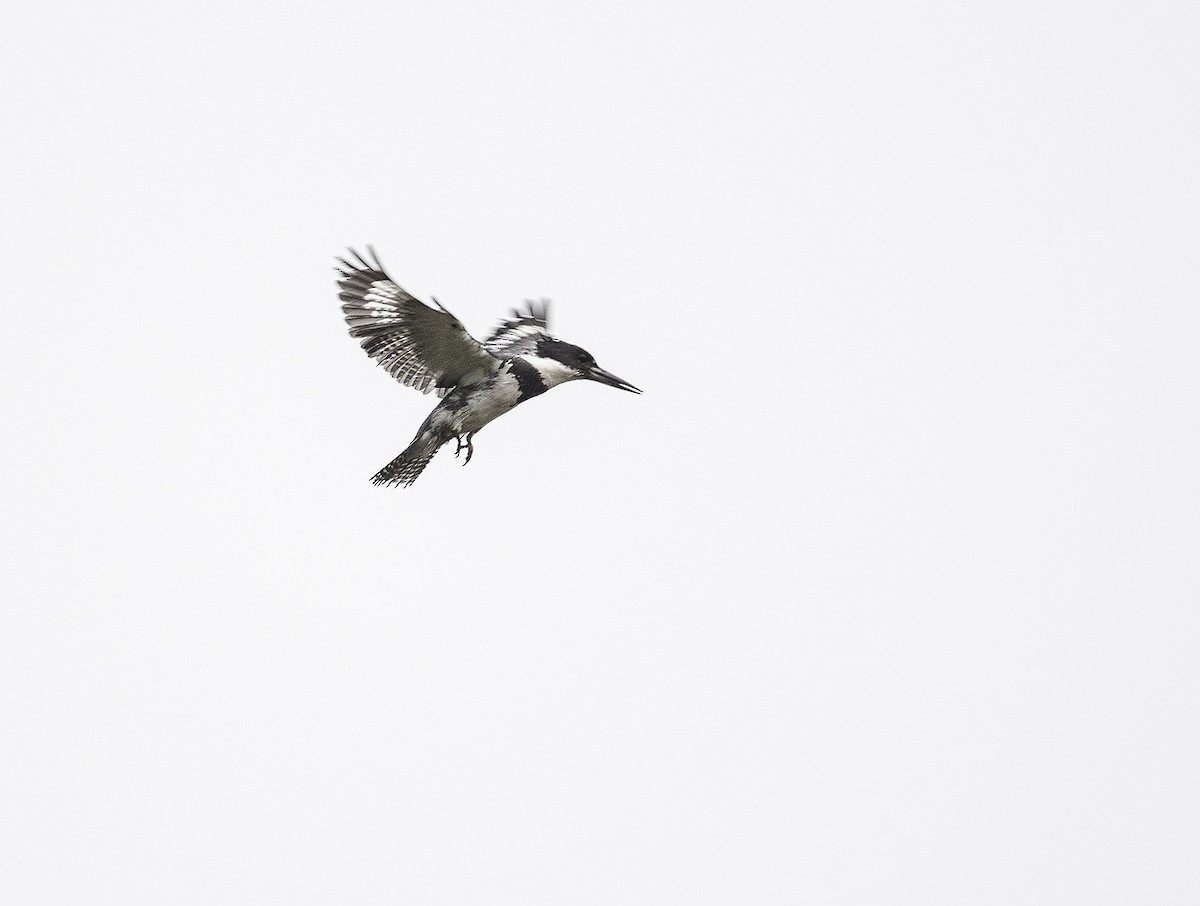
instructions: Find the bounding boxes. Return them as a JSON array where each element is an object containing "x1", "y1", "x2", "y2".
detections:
[
  {"x1": 484, "y1": 298, "x2": 554, "y2": 358},
  {"x1": 337, "y1": 248, "x2": 499, "y2": 395}
]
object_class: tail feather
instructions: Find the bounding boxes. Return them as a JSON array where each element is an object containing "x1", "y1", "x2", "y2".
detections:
[{"x1": 371, "y1": 431, "x2": 444, "y2": 488}]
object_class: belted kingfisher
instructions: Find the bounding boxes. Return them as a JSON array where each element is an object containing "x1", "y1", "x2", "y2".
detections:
[{"x1": 337, "y1": 247, "x2": 641, "y2": 487}]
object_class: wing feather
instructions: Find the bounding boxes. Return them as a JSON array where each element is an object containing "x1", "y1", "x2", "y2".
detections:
[
  {"x1": 337, "y1": 248, "x2": 499, "y2": 395},
  {"x1": 484, "y1": 298, "x2": 554, "y2": 357}
]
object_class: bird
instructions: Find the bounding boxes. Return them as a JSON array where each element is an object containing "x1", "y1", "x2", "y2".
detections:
[{"x1": 336, "y1": 247, "x2": 641, "y2": 487}]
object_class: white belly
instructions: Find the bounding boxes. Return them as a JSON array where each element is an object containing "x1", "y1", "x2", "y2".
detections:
[{"x1": 458, "y1": 373, "x2": 523, "y2": 434}]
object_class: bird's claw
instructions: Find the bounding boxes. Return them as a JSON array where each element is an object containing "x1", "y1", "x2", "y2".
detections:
[{"x1": 453, "y1": 433, "x2": 475, "y2": 466}]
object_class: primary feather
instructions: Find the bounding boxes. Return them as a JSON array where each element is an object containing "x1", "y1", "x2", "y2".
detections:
[{"x1": 484, "y1": 298, "x2": 554, "y2": 357}]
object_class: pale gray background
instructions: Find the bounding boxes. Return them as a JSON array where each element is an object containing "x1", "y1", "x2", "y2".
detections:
[{"x1": 2, "y1": 1, "x2": 1198, "y2": 903}]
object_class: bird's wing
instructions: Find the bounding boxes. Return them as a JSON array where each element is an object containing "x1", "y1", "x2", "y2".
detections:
[
  {"x1": 484, "y1": 298, "x2": 554, "y2": 357},
  {"x1": 337, "y1": 248, "x2": 499, "y2": 396}
]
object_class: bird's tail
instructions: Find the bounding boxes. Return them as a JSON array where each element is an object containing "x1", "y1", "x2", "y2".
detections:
[{"x1": 370, "y1": 430, "x2": 445, "y2": 488}]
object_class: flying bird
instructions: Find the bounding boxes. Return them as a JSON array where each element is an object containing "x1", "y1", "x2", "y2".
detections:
[{"x1": 336, "y1": 247, "x2": 641, "y2": 487}]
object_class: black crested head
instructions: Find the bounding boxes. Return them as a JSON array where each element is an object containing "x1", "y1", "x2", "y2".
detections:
[
  {"x1": 535, "y1": 337, "x2": 595, "y2": 369},
  {"x1": 534, "y1": 335, "x2": 641, "y2": 394}
]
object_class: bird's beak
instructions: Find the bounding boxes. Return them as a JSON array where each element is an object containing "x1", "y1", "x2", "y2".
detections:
[{"x1": 587, "y1": 366, "x2": 642, "y2": 394}]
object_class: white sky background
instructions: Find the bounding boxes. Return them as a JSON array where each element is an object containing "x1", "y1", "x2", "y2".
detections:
[{"x1": 2, "y1": 0, "x2": 1198, "y2": 902}]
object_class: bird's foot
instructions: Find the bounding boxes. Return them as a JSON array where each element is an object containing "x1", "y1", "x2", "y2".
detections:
[{"x1": 453, "y1": 433, "x2": 476, "y2": 465}]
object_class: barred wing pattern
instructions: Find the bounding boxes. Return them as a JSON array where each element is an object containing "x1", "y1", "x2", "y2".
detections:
[
  {"x1": 337, "y1": 248, "x2": 499, "y2": 395},
  {"x1": 484, "y1": 298, "x2": 554, "y2": 358}
]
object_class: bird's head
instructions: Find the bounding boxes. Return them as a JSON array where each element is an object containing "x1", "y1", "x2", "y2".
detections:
[{"x1": 531, "y1": 337, "x2": 641, "y2": 393}]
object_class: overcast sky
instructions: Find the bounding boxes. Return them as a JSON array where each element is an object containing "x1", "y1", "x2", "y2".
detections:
[{"x1": 2, "y1": 1, "x2": 1198, "y2": 903}]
